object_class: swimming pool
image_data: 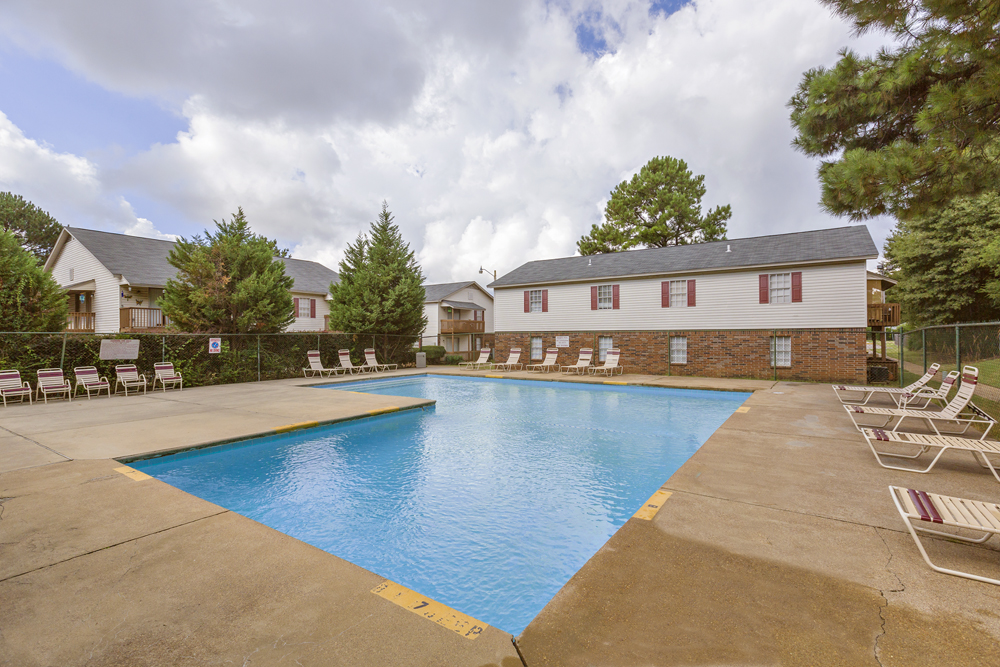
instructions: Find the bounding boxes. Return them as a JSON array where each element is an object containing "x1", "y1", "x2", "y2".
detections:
[{"x1": 132, "y1": 376, "x2": 750, "y2": 635}]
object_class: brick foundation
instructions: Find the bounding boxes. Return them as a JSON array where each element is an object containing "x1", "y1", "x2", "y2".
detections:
[{"x1": 495, "y1": 329, "x2": 867, "y2": 384}]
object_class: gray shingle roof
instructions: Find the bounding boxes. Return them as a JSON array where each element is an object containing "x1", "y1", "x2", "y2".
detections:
[
  {"x1": 489, "y1": 226, "x2": 878, "y2": 288},
  {"x1": 67, "y1": 227, "x2": 339, "y2": 294},
  {"x1": 423, "y1": 281, "x2": 476, "y2": 303},
  {"x1": 441, "y1": 300, "x2": 485, "y2": 311}
]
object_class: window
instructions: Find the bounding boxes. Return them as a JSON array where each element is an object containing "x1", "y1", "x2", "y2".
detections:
[
  {"x1": 769, "y1": 273, "x2": 791, "y2": 303},
  {"x1": 597, "y1": 285, "x2": 614, "y2": 309},
  {"x1": 771, "y1": 336, "x2": 791, "y2": 367},
  {"x1": 598, "y1": 336, "x2": 613, "y2": 362},
  {"x1": 530, "y1": 336, "x2": 543, "y2": 360},
  {"x1": 670, "y1": 337, "x2": 687, "y2": 364},
  {"x1": 529, "y1": 290, "x2": 543, "y2": 313},
  {"x1": 297, "y1": 299, "x2": 312, "y2": 319},
  {"x1": 69, "y1": 268, "x2": 75, "y2": 281},
  {"x1": 669, "y1": 280, "x2": 687, "y2": 307}
]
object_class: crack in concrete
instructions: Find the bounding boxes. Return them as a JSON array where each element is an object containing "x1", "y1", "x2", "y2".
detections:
[
  {"x1": 0, "y1": 423, "x2": 71, "y2": 460},
  {"x1": 872, "y1": 527, "x2": 906, "y2": 667}
]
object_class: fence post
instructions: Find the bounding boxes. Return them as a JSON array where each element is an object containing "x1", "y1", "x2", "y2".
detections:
[
  {"x1": 257, "y1": 335, "x2": 261, "y2": 383},
  {"x1": 955, "y1": 325, "x2": 961, "y2": 374},
  {"x1": 162, "y1": 336, "x2": 165, "y2": 363},
  {"x1": 899, "y1": 330, "x2": 904, "y2": 387},
  {"x1": 922, "y1": 329, "x2": 926, "y2": 374},
  {"x1": 773, "y1": 329, "x2": 777, "y2": 382},
  {"x1": 60, "y1": 332, "x2": 67, "y2": 369},
  {"x1": 666, "y1": 331, "x2": 671, "y2": 376}
]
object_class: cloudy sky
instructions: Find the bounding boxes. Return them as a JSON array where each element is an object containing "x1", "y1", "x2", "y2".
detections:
[{"x1": 0, "y1": 0, "x2": 891, "y2": 285}]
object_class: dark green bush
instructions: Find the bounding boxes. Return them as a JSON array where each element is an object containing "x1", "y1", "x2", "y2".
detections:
[
  {"x1": 443, "y1": 354, "x2": 463, "y2": 365},
  {"x1": 421, "y1": 345, "x2": 446, "y2": 363}
]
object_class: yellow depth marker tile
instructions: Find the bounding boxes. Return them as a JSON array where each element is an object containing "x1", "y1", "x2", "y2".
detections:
[
  {"x1": 371, "y1": 581, "x2": 487, "y2": 640},
  {"x1": 274, "y1": 421, "x2": 320, "y2": 434},
  {"x1": 484, "y1": 374, "x2": 503, "y2": 379},
  {"x1": 114, "y1": 466, "x2": 152, "y2": 482},
  {"x1": 603, "y1": 381, "x2": 627, "y2": 385},
  {"x1": 367, "y1": 406, "x2": 400, "y2": 416},
  {"x1": 633, "y1": 489, "x2": 672, "y2": 521},
  {"x1": 736, "y1": 406, "x2": 750, "y2": 413}
]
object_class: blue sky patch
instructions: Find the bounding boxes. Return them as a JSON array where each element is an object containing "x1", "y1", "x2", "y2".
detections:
[{"x1": 650, "y1": 0, "x2": 691, "y2": 17}]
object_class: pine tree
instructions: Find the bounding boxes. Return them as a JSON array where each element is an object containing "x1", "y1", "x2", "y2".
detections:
[
  {"x1": 0, "y1": 230, "x2": 68, "y2": 331},
  {"x1": 578, "y1": 156, "x2": 730, "y2": 255},
  {"x1": 328, "y1": 201, "x2": 427, "y2": 339},
  {"x1": 159, "y1": 208, "x2": 295, "y2": 333},
  {"x1": 0, "y1": 192, "x2": 63, "y2": 261}
]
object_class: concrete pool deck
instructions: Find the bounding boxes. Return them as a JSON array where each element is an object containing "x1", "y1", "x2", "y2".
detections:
[{"x1": 1, "y1": 370, "x2": 998, "y2": 665}]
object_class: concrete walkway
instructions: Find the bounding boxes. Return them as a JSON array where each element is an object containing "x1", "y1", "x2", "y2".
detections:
[{"x1": 2, "y1": 371, "x2": 999, "y2": 666}]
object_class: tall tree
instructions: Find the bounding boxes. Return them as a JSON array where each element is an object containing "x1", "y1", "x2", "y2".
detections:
[
  {"x1": 0, "y1": 192, "x2": 63, "y2": 261},
  {"x1": 789, "y1": 0, "x2": 1000, "y2": 221},
  {"x1": 159, "y1": 208, "x2": 295, "y2": 333},
  {"x1": 0, "y1": 230, "x2": 68, "y2": 331},
  {"x1": 328, "y1": 201, "x2": 427, "y2": 337},
  {"x1": 577, "y1": 156, "x2": 730, "y2": 255},
  {"x1": 883, "y1": 193, "x2": 1000, "y2": 326}
]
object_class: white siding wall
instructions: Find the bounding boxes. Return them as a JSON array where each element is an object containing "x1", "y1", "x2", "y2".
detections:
[
  {"x1": 422, "y1": 304, "x2": 439, "y2": 338},
  {"x1": 48, "y1": 236, "x2": 121, "y2": 333},
  {"x1": 494, "y1": 262, "x2": 867, "y2": 331},
  {"x1": 287, "y1": 293, "x2": 329, "y2": 332}
]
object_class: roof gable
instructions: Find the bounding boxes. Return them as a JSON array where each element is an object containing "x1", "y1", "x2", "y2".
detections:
[{"x1": 423, "y1": 281, "x2": 477, "y2": 303}]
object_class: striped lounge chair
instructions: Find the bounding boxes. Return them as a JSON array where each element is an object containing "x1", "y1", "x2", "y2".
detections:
[
  {"x1": 115, "y1": 364, "x2": 148, "y2": 396},
  {"x1": 561, "y1": 348, "x2": 593, "y2": 374},
  {"x1": 833, "y1": 363, "x2": 941, "y2": 406},
  {"x1": 74, "y1": 366, "x2": 111, "y2": 399},
  {"x1": 590, "y1": 349, "x2": 623, "y2": 376},
  {"x1": 337, "y1": 350, "x2": 365, "y2": 375},
  {"x1": 303, "y1": 350, "x2": 337, "y2": 378},
  {"x1": 153, "y1": 362, "x2": 184, "y2": 391},
  {"x1": 863, "y1": 428, "x2": 1000, "y2": 483},
  {"x1": 492, "y1": 348, "x2": 522, "y2": 372},
  {"x1": 36, "y1": 368, "x2": 72, "y2": 403},
  {"x1": 527, "y1": 348, "x2": 559, "y2": 373},
  {"x1": 0, "y1": 370, "x2": 32, "y2": 406},
  {"x1": 459, "y1": 349, "x2": 492, "y2": 370},
  {"x1": 890, "y1": 486, "x2": 1000, "y2": 585},
  {"x1": 363, "y1": 348, "x2": 397, "y2": 373}
]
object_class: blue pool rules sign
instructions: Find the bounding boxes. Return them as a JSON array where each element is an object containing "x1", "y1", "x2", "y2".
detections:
[{"x1": 208, "y1": 338, "x2": 222, "y2": 354}]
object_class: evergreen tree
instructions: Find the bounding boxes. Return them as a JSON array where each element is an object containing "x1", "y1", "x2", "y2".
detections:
[
  {"x1": 0, "y1": 230, "x2": 68, "y2": 331},
  {"x1": 328, "y1": 201, "x2": 427, "y2": 339},
  {"x1": 883, "y1": 194, "x2": 1000, "y2": 326},
  {"x1": 0, "y1": 192, "x2": 63, "y2": 261},
  {"x1": 578, "y1": 156, "x2": 730, "y2": 255},
  {"x1": 789, "y1": 0, "x2": 1000, "y2": 221},
  {"x1": 159, "y1": 208, "x2": 295, "y2": 333}
]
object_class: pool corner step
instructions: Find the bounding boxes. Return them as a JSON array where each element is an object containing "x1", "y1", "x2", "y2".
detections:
[{"x1": 633, "y1": 489, "x2": 672, "y2": 521}]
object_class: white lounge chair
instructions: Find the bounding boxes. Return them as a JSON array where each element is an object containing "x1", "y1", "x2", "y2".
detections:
[
  {"x1": 36, "y1": 368, "x2": 72, "y2": 403},
  {"x1": 115, "y1": 364, "x2": 147, "y2": 396},
  {"x1": 0, "y1": 370, "x2": 32, "y2": 406},
  {"x1": 527, "y1": 348, "x2": 559, "y2": 373},
  {"x1": 493, "y1": 348, "x2": 522, "y2": 372},
  {"x1": 833, "y1": 363, "x2": 941, "y2": 406},
  {"x1": 459, "y1": 348, "x2": 492, "y2": 370},
  {"x1": 845, "y1": 367, "x2": 993, "y2": 439},
  {"x1": 338, "y1": 350, "x2": 365, "y2": 375},
  {"x1": 74, "y1": 366, "x2": 111, "y2": 399},
  {"x1": 303, "y1": 350, "x2": 338, "y2": 378},
  {"x1": 590, "y1": 349, "x2": 623, "y2": 376},
  {"x1": 153, "y1": 362, "x2": 184, "y2": 391},
  {"x1": 862, "y1": 428, "x2": 1000, "y2": 482},
  {"x1": 890, "y1": 485, "x2": 1000, "y2": 585},
  {"x1": 364, "y1": 348, "x2": 397, "y2": 373},
  {"x1": 561, "y1": 348, "x2": 593, "y2": 374}
]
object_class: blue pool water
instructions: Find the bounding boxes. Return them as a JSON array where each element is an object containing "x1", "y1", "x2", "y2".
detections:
[{"x1": 132, "y1": 376, "x2": 749, "y2": 635}]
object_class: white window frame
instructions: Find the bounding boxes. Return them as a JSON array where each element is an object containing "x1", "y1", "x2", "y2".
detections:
[
  {"x1": 297, "y1": 299, "x2": 311, "y2": 319},
  {"x1": 530, "y1": 336, "x2": 543, "y2": 360},
  {"x1": 670, "y1": 336, "x2": 687, "y2": 364},
  {"x1": 771, "y1": 336, "x2": 791, "y2": 367},
  {"x1": 597, "y1": 285, "x2": 614, "y2": 310},
  {"x1": 769, "y1": 273, "x2": 791, "y2": 304},
  {"x1": 529, "y1": 290, "x2": 543, "y2": 313},
  {"x1": 597, "y1": 336, "x2": 613, "y2": 362},
  {"x1": 669, "y1": 280, "x2": 688, "y2": 308}
]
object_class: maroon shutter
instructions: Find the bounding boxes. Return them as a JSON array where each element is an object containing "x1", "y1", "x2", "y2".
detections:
[
  {"x1": 612, "y1": 284, "x2": 620, "y2": 309},
  {"x1": 759, "y1": 275, "x2": 769, "y2": 304},
  {"x1": 687, "y1": 280, "x2": 696, "y2": 307},
  {"x1": 661, "y1": 282, "x2": 669, "y2": 308},
  {"x1": 293, "y1": 297, "x2": 299, "y2": 317},
  {"x1": 310, "y1": 299, "x2": 316, "y2": 318},
  {"x1": 524, "y1": 291, "x2": 530, "y2": 313},
  {"x1": 791, "y1": 272, "x2": 802, "y2": 302},
  {"x1": 541, "y1": 289, "x2": 548, "y2": 312},
  {"x1": 591, "y1": 286, "x2": 598, "y2": 310}
]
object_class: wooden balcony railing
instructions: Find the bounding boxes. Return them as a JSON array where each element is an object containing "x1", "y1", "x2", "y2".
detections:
[
  {"x1": 120, "y1": 307, "x2": 170, "y2": 332},
  {"x1": 868, "y1": 303, "x2": 900, "y2": 328},
  {"x1": 67, "y1": 312, "x2": 95, "y2": 332},
  {"x1": 440, "y1": 319, "x2": 485, "y2": 334}
]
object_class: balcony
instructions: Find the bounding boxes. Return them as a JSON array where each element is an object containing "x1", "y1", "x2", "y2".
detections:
[
  {"x1": 867, "y1": 303, "x2": 900, "y2": 328},
  {"x1": 67, "y1": 312, "x2": 95, "y2": 332},
  {"x1": 120, "y1": 307, "x2": 171, "y2": 332},
  {"x1": 440, "y1": 319, "x2": 485, "y2": 334}
]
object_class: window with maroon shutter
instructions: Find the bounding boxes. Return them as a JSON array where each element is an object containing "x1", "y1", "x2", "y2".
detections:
[
  {"x1": 759, "y1": 275, "x2": 769, "y2": 304},
  {"x1": 310, "y1": 299, "x2": 316, "y2": 318},
  {"x1": 293, "y1": 297, "x2": 299, "y2": 317},
  {"x1": 591, "y1": 286, "x2": 598, "y2": 310},
  {"x1": 527, "y1": 290, "x2": 544, "y2": 312},
  {"x1": 791, "y1": 272, "x2": 802, "y2": 302},
  {"x1": 668, "y1": 280, "x2": 688, "y2": 307},
  {"x1": 596, "y1": 285, "x2": 613, "y2": 309},
  {"x1": 612, "y1": 284, "x2": 620, "y2": 309},
  {"x1": 524, "y1": 291, "x2": 530, "y2": 313},
  {"x1": 541, "y1": 289, "x2": 548, "y2": 312},
  {"x1": 687, "y1": 279, "x2": 696, "y2": 307},
  {"x1": 661, "y1": 281, "x2": 669, "y2": 308}
]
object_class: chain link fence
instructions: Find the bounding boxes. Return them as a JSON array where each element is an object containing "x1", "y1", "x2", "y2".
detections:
[
  {"x1": 0, "y1": 332, "x2": 420, "y2": 389},
  {"x1": 898, "y1": 322, "x2": 1000, "y2": 422}
]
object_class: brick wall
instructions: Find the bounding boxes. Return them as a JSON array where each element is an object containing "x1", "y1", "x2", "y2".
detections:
[{"x1": 495, "y1": 329, "x2": 867, "y2": 383}]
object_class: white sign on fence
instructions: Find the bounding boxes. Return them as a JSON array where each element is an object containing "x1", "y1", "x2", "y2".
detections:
[
  {"x1": 208, "y1": 338, "x2": 222, "y2": 354},
  {"x1": 555, "y1": 336, "x2": 569, "y2": 348},
  {"x1": 99, "y1": 339, "x2": 140, "y2": 360}
]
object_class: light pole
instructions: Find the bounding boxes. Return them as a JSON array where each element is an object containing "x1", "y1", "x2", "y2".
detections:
[{"x1": 479, "y1": 266, "x2": 497, "y2": 282}]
